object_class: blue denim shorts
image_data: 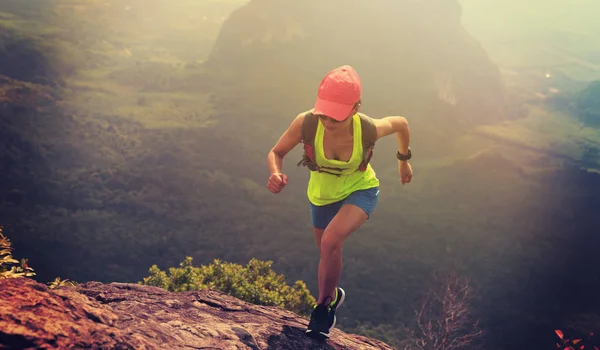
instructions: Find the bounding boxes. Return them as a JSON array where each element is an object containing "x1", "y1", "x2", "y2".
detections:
[{"x1": 309, "y1": 186, "x2": 380, "y2": 229}]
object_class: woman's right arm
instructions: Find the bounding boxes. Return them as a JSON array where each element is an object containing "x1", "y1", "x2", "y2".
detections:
[{"x1": 267, "y1": 113, "x2": 305, "y2": 175}]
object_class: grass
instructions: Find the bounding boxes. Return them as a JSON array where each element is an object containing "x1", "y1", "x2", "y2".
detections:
[
  {"x1": 2, "y1": 0, "x2": 225, "y2": 133},
  {"x1": 60, "y1": 79, "x2": 216, "y2": 130},
  {"x1": 0, "y1": 11, "x2": 15, "y2": 18},
  {"x1": 473, "y1": 105, "x2": 600, "y2": 169},
  {"x1": 402, "y1": 101, "x2": 600, "y2": 174},
  {"x1": 0, "y1": 18, "x2": 21, "y2": 29},
  {"x1": 115, "y1": 92, "x2": 216, "y2": 129}
]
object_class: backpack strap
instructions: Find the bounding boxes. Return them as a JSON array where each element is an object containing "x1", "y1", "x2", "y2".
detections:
[
  {"x1": 297, "y1": 111, "x2": 319, "y2": 171},
  {"x1": 301, "y1": 111, "x2": 318, "y2": 146},
  {"x1": 358, "y1": 113, "x2": 377, "y2": 171}
]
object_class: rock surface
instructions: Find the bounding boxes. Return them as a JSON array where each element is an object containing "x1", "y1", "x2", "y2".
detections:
[{"x1": 0, "y1": 278, "x2": 394, "y2": 349}]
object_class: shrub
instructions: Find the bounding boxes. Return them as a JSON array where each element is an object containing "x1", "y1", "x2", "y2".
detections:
[
  {"x1": 554, "y1": 329, "x2": 599, "y2": 350},
  {"x1": 140, "y1": 256, "x2": 316, "y2": 316},
  {"x1": 404, "y1": 271, "x2": 483, "y2": 350},
  {"x1": 0, "y1": 226, "x2": 35, "y2": 279}
]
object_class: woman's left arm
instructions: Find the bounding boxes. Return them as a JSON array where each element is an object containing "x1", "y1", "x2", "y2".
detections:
[
  {"x1": 373, "y1": 116, "x2": 410, "y2": 156},
  {"x1": 373, "y1": 116, "x2": 413, "y2": 184}
]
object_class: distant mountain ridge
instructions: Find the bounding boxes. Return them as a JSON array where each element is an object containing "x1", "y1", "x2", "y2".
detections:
[{"x1": 206, "y1": 0, "x2": 520, "y2": 126}]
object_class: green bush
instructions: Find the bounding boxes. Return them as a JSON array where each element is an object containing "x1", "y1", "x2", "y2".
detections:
[{"x1": 140, "y1": 256, "x2": 316, "y2": 316}]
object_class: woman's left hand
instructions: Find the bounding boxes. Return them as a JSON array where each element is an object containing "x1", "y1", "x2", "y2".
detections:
[{"x1": 398, "y1": 161, "x2": 413, "y2": 185}]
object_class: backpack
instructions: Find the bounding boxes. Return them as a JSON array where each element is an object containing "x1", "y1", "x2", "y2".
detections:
[{"x1": 296, "y1": 111, "x2": 377, "y2": 176}]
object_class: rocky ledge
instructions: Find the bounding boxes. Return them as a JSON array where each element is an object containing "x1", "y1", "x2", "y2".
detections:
[{"x1": 0, "y1": 278, "x2": 394, "y2": 349}]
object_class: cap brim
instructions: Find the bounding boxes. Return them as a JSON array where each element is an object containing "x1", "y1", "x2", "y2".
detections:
[{"x1": 313, "y1": 98, "x2": 354, "y2": 121}]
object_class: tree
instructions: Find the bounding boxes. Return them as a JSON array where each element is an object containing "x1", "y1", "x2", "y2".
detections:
[{"x1": 404, "y1": 270, "x2": 483, "y2": 350}]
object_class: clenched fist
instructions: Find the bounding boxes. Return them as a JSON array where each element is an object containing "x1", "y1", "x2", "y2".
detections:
[
  {"x1": 398, "y1": 161, "x2": 413, "y2": 185},
  {"x1": 267, "y1": 172, "x2": 288, "y2": 193}
]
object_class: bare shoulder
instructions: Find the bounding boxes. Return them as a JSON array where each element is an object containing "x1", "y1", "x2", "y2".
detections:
[
  {"x1": 289, "y1": 109, "x2": 312, "y2": 131},
  {"x1": 361, "y1": 115, "x2": 392, "y2": 140},
  {"x1": 365, "y1": 115, "x2": 407, "y2": 140}
]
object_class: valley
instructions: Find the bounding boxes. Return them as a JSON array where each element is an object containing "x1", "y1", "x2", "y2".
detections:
[{"x1": 1, "y1": 1, "x2": 599, "y2": 349}]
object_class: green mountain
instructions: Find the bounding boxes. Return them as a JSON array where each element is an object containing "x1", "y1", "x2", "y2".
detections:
[
  {"x1": 548, "y1": 80, "x2": 600, "y2": 129},
  {"x1": 207, "y1": 0, "x2": 521, "y2": 128},
  {"x1": 1, "y1": 1, "x2": 600, "y2": 349}
]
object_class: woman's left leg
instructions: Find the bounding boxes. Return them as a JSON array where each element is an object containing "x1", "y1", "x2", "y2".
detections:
[{"x1": 305, "y1": 187, "x2": 379, "y2": 338}]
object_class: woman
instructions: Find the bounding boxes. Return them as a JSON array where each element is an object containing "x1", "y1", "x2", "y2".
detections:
[{"x1": 266, "y1": 65, "x2": 413, "y2": 340}]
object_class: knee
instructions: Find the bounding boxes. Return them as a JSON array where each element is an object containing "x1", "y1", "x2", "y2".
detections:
[{"x1": 320, "y1": 232, "x2": 343, "y2": 255}]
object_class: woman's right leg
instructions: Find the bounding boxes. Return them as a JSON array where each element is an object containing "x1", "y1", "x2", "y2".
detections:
[
  {"x1": 310, "y1": 200, "x2": 340, "y2": 252},
  {"x1": 313, "y1": 227, "x2": 325, "y2": 251},
  {"x1": 309, "y1": 200, "x2": 343, "y2": 306}
]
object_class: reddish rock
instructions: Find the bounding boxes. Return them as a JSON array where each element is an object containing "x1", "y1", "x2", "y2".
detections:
[{"x1": 0, "y1": 278, "x2": 394, "y2": 349}]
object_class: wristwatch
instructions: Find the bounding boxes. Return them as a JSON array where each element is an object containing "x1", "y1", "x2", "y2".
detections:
[{"x1": 397, "y1": 147, "x2": 412, "y2": 161}]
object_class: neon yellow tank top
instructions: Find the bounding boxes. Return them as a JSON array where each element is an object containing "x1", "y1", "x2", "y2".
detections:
[{"x1": 307, "y1": 113, "x2": 380, "y2": 206}]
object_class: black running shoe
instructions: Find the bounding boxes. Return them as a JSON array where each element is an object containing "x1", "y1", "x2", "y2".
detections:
[{"x1": 306, "y1": 303, "x2": 331, "y2": 340}]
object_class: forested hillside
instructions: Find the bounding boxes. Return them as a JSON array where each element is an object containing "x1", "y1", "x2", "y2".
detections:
[
  {"x1": 1, "y1": 1, "x2": 600, "y2": 349},
  {"x1": 548, "y1": 80, "x2": 600, "y2": 129}
]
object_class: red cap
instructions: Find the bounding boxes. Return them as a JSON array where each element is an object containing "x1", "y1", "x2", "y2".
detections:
[{"x1": 313, "y1": 65, "x2": 362, "y2": 121}]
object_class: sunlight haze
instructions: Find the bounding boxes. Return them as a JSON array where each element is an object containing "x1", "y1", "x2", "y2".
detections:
[{"x1": 1, "y1": 1, "x2": 599, "y2": 349}]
